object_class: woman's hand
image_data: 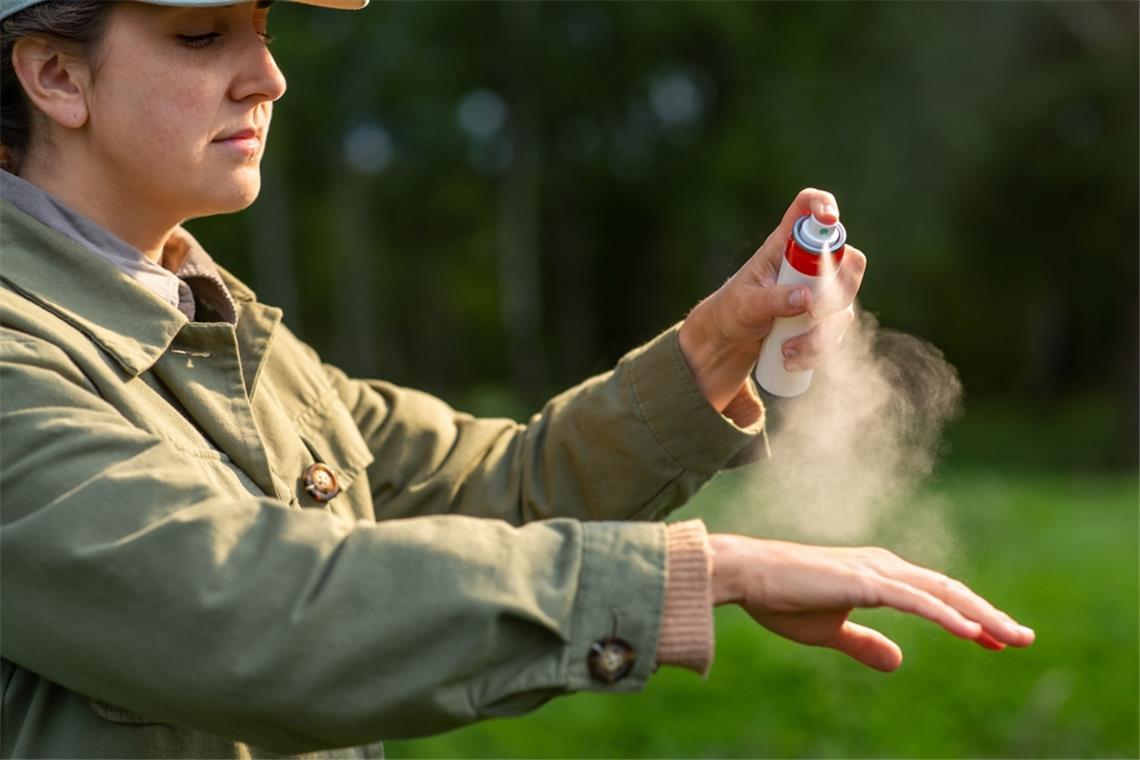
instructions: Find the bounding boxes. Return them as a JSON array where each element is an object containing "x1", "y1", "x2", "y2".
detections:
[
  {"x1": 709, "y1": 533, "x2": 1035, "y2": 672},
  {"x1": 679, "y1": 188, "x2": 867, "y2": 416}
]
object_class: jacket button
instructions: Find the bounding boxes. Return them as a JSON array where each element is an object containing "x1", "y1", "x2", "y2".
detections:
[
  {"x1": 587, "y1": 638, "x2": 636, "y2": 684},
  {"x1": 302, "y1": 463, "x2": 340, "y2": 502}
]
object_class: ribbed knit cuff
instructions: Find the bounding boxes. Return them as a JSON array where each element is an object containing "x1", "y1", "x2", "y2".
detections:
[{"x1": 656, "y1": 519, "x2": 714, "y2": 677}]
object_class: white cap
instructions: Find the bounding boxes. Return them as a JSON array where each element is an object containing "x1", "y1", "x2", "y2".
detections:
[{"x1": 797, "y1": 215, "x2": 842, "y2": 250}]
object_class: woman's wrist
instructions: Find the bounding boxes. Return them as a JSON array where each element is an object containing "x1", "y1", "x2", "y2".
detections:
[
  {"x1": 708, "y1": 533, "x2": 747, "y2": 606},
  {"x1": 678, "y1": 295, "x2": 762, "y2": 417}
]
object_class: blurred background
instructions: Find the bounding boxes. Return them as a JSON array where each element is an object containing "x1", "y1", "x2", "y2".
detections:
[{"x1": 188, "y1": 1, "x2": 1138, "y2": 757}]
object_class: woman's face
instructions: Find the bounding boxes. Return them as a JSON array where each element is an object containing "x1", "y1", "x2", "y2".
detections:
[{"x1": 84, "y1": 1, "x2": 286, "y2": 221}]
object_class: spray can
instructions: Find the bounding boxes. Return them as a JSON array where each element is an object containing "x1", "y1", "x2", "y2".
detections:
[{"x1": 753, "y1": 214, "x2": 847, "y2": 397}]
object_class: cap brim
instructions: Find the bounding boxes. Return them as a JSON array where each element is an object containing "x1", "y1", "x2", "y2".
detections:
[
  {"x1": 139, "y1": 0, "x2": 370, "y2": 8},
  {"x1": 2, "y1": 0, "x2": 369, "y2": 22},
  {"x1": 288, "y1": 0, "x2": 369, "y2": 8}
]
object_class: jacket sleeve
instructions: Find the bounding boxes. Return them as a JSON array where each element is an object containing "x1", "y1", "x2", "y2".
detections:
[
  {"x1": 0, "y1": 331, "x2": 668, "y2": 753},
  {"x1": 325, "y1": 323, "x2": 770, "y2": 525}
]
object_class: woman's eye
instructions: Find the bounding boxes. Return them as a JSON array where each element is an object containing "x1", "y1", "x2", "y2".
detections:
[
  {"x1": 177, "y1": 32, "x2": 221, "y2": 48},
  {"x1": 257, "y1": 31, "x2": 277, "y2": 46}
]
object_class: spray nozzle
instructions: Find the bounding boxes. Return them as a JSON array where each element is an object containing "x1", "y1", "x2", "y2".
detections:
[{"x1": 798, "y1": 215, "x2": 842, "y2": 249}]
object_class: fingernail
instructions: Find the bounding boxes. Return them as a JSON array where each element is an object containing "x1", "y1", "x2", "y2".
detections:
[
  {"x1": 1003, "y1": 621, "x2": 1024, "y2": 638},
  {"x1": 1019, "y1": 625, "x2": 1035, "y2": 637},
  {"x1": 824, "y1": 203, "x2": 838, "y2": 219},
  {"x1": 783, "y1": 347, "x2": 799, "y2": 359},
  {"x1": 789, "y1": 289, "x2": 805, "y2": 308}
]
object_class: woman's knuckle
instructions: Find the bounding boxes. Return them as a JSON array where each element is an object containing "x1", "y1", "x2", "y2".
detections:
[
  {"x1": 950, "y1": 579, "x2": 973, "y2": 596},
  {"x1": 845, "y1": 248, "x2": 868, "y2": 274},
  {"x1": 932, "y1": 573, "x2": 957, "y2": 592},
  {"x1": 801, "y1": 331, "x2": 822, "y2": 355},
  {"x1": 851, "y1": 569, "x2": 881, "y2": 602},
  {"x1": 870, "y1": 546, "x2": 896, "y2": 562}
]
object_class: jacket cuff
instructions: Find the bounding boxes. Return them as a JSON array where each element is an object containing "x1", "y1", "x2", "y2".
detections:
[
  {"x1": 656, "y1": 520, "x2": 714, "y2": 676},
  {"x1": 564, "y1": 521, "x2": 668, "y2": 693},
  {"x1": 625, "y1": 323, "x2": 769, "y2": 475},
  {"x1": 725, "y1": 376, "x2": 772, "y2": 467}
]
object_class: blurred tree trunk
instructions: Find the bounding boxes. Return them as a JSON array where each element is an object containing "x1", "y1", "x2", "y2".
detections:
[
  {"x1": 330, "y1": 173, "x2": 377, "y2": 377},
  {"x1": 329, "y1": 171, "x2": 410, "y2": 381},
  {"x1": 552, "y1": 209, "x2": 598, "y2": 382},
  {"x1": 496, "y1": 0, "x2": 547, "y2": 399},
  {"x1": 247, "y1": 154, "x2": 298, "y2": 319}
]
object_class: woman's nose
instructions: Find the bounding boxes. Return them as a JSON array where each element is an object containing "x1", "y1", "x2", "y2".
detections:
[{"x1": 230, "y1": 35, "x2": 287, "y2": 104}]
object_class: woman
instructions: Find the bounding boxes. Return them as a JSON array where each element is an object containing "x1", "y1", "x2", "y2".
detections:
[{"x1": 0, "y1": 1, "x2": 1034, "y2": 758}]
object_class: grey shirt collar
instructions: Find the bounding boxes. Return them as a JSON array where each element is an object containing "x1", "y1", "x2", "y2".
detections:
[{"x1": 0, "y1": 170, "x2": 237, "y2": 324}]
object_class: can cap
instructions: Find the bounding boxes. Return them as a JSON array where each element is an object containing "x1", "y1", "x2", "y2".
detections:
[{"x1": 797, "y1": 215, "x2": 843, "y2": 251}]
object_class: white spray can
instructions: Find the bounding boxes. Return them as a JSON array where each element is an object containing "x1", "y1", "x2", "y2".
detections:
[{"x1": 753, "y1": 214, "x2": 847, "y2": 397}]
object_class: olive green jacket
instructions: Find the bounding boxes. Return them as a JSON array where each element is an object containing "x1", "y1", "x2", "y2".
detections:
[{"x1": 0, "y1": 199, "x2": 765, "y2": 758}]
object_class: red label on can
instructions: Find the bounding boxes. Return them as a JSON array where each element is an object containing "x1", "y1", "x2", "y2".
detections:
[{"x1": 785, "y1": 237, "x2": 846, "y2": 276}]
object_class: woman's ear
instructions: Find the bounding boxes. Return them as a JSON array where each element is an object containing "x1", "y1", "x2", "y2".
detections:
[{"x1": 11, "y1": 36, "x2": 91, "y2": 130}]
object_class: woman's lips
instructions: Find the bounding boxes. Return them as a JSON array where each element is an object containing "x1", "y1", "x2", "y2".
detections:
[{"x1": 212, "y1": 129, "x2": 261, "y2": 154}]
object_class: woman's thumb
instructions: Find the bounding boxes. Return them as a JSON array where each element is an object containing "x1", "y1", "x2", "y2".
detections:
[
  {"x1": 825, "y1": 621, "x2": 904, "y2": 672},
  {"x1": 756, "y1": 284, "x2": 812, "y2": 322}
]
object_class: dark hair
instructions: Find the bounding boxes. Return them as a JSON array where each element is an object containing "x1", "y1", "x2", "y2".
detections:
[{"x1": 1, "y1": 0, "x2": 111, "y2": 174}]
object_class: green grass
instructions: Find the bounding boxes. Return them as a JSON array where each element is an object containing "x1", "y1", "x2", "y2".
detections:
[{"x1": 386, "y1": 469, "x2": 1138, "y2": 758}]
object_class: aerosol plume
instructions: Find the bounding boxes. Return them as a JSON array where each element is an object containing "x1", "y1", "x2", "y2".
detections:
[{"x1": 737, "y1": 310, "x2": 964, "y2": 564}]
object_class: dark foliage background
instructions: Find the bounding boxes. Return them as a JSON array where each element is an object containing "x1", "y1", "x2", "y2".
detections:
[{"x1": 190, "y1": 1, "x2": 1137, "y2": 469}]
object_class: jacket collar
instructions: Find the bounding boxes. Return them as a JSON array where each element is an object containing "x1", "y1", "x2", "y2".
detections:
[{"x1": 1, "y1": 199, "x2": 258, "y2": 377}]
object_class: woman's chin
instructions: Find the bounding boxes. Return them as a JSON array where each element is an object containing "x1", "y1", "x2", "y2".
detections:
[{"x1": 199, "y1": 176, "x2": 262, "y2": 215}]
